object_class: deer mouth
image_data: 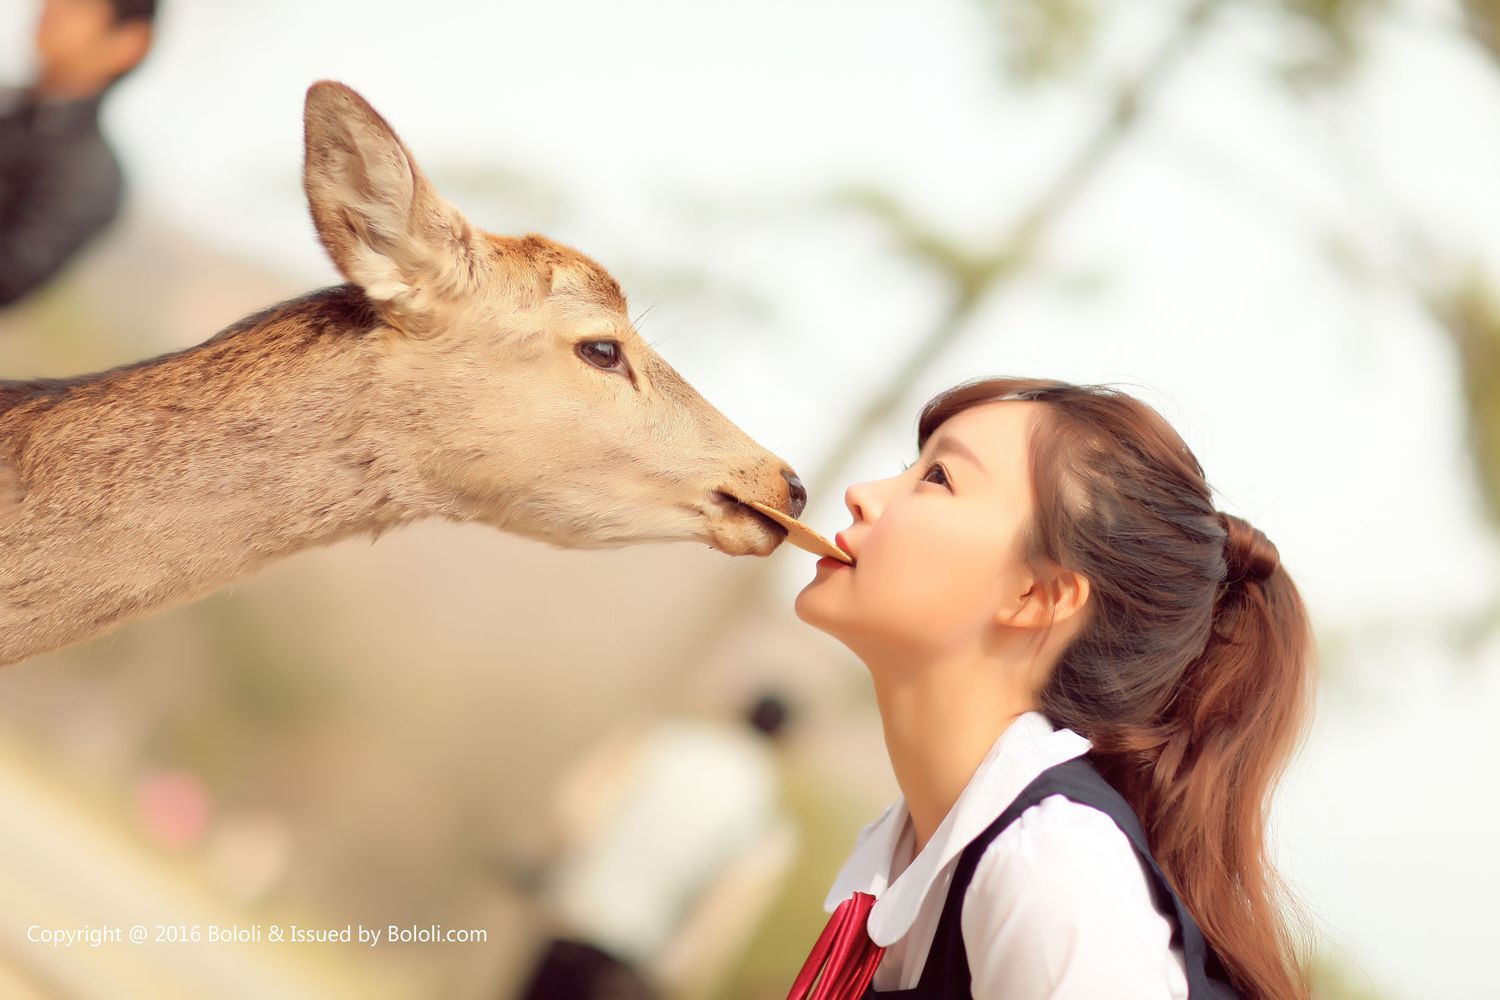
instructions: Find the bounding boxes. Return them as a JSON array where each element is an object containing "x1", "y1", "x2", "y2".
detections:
[{"x1": 712, "y1": 490, "x2": 788, "y2": 537}]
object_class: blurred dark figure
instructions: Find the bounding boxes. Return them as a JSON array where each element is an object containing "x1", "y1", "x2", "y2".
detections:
[
  {"x1": 509, "y1": 692, "x2": 798, "y2": 1000},
  {"x1": 516, "y1": 939, "x2": 657, "y2": 1000},
  {"x1": 0, "y1": 0, "x2": 156, "y2": 308}
]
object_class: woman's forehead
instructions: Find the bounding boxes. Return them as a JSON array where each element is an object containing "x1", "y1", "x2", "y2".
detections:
[{"x1": 932, "y1": 401, "x2": 1039, "y2": 459}]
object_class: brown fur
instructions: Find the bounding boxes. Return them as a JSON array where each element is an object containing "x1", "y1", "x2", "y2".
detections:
[{"x1": 0, "y1": 82, "x2": 800, "y2": 667}]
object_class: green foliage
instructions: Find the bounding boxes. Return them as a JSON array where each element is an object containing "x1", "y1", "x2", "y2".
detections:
[
  {"x1": 973, "y1": 0, "x2": 1392, "y2": 92},
  {"x1": 977, "y1": 0, "x2": 1099, "y2": 84},
  {"x1": 1308, "y1": 948, "x2": 1389, "y2": 999},
  {"x1": 1421, "y1": 266, "x2": 1500, "y2": 534},
  {"x1": 831, "y1": 187, "x2": 1012, "y2": 306},
  {"x1": 1267, "y1": 0, "x2": 1389, "y2": 87},
  {"x1": 1461, "y1": 0, "x2": 1500, "y2": 67}
]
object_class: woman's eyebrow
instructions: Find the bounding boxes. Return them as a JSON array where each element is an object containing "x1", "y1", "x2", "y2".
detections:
[{"x1": 931, "y1": 434, "x2": 986, "y2": 475}]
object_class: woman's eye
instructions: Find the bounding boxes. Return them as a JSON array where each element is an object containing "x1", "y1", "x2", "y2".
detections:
[
  {"x1": 578, "y1": 340, "x2": 623, "y2": 371},
  {"x1": 900, "y1": 461, "x2": 950, "y2": 488}
]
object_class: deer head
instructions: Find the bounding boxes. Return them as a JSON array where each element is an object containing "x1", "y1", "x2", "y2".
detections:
[{"x1": 302, "y1": 80, "x2": 803, "y2": 555}]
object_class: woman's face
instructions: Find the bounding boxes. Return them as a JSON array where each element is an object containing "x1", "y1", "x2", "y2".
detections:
[{"x1": 795, "y1": 401, "x2": 1043, "y2": 665}]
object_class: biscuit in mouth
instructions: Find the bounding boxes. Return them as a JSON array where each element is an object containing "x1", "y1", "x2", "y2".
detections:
[{"x1": 739, "y1": 498, "x2": 853, "y2": 564}]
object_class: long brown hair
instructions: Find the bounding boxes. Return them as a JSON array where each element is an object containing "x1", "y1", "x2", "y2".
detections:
[{"x1": 916, "y1": 376, "x2": 1317, "y2": 1000}]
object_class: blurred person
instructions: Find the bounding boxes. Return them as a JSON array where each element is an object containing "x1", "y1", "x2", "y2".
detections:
[
  {"x1": 509, "y1": 692, "x2": 799, "y2": 1000},
  {"x1": 791, "y1": 378, "x2": 1316, "y2": 998},
  {"x1": 0, "y1": 0, "x2": 156, "y2": 308}
]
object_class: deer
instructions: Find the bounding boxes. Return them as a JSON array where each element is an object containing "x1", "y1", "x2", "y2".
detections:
[{"x1": 0, "y1": 81, "x2": 805, "y2": 668}]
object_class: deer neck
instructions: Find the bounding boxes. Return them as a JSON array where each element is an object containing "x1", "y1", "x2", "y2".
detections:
[{"x1": 0, "y1": 284, "x2": 443, "y2": 665}]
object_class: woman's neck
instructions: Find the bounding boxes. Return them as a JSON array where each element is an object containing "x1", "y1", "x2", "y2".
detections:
[{"x1": 870, "y1": 653, "x2": 1035, "y2": 858}]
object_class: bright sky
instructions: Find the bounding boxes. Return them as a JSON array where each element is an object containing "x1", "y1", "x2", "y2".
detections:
[{"x1": 3, "y1": 1, "x2": 1497, "y2": 995}]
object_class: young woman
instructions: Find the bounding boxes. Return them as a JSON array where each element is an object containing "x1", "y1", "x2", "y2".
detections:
[{"x1": 793, "y1": 377, "x2": 1316, "y2": 999}]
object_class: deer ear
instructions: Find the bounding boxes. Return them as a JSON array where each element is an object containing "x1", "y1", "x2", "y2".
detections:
[{"x1": 301, "y1": 81, "x2": 484, "y2": 336}]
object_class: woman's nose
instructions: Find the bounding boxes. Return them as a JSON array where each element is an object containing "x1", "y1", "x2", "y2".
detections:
[{"x1": 844, "y1": 480, "x2": 872, "y2": 523}]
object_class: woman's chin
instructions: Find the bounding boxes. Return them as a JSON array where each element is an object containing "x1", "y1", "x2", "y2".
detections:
[
  {"x1": 792, "y1": 586, "x2": 833, "y2": 630},
  {"x1": 794, "y1": 586, "x2": 854, "y2": 641}
]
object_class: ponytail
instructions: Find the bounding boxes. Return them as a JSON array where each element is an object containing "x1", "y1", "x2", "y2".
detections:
[{"x1": 1104, "y1": 514, "x2": 1318, "y2": 1000}]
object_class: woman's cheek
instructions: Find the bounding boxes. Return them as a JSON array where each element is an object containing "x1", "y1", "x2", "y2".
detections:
[
  {"x1": 869, "y1": 546, "x2": 944, "y2": 631},
  {"x1": 910, "y1": 538, "x2": 991, "y2": 633}
]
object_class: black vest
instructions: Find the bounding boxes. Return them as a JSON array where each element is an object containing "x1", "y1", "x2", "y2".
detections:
[{"x1": 861, "y1": 752, "x2": 1242, "y2": 997}]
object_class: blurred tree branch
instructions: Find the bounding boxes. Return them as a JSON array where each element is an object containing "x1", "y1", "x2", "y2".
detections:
[
  {"x1": 655, "y1": 0, "x2": 1230, "y2": 704},
  {"x1": 1460, "y1": 0, "x2": 1500, "y2": 64},
  {"x1": 811, "y1": 0, "x2": 1224, "y2": 499}
]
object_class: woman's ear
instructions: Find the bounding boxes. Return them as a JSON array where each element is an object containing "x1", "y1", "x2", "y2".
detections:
[{"x1": 998, "y1": 570, "x2": 1090, "y2": 631}]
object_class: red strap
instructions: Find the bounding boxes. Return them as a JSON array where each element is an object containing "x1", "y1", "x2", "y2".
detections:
[{"x1": 786, "y1": 891, "x2": 887, "y2": 1000}]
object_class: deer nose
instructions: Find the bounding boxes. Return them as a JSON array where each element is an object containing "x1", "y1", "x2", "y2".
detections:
[{"x1": 784, "y1": 470, "x2": 807, "y2": 519}]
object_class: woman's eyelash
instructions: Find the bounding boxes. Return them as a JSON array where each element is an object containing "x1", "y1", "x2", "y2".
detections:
[{"x1": 900, "y1": 460, "x2": 949, "y2": 486}]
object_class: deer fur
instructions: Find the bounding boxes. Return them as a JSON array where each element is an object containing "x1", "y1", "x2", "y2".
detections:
[{"x1": 0, "y1": 81, "x2": 802, "y2": 667}]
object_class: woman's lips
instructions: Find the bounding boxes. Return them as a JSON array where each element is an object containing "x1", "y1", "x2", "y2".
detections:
[
  {"x1": 822, "y1": 531, "x2": 854, "y2": 570},
  {"x1": 835, "y1": 532, "x2": 856, "y2": 560}
]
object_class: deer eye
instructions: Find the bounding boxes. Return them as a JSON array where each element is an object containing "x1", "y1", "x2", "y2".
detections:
[{"x1": 577, "y1": 340, "x2": 623, "y2": 371}]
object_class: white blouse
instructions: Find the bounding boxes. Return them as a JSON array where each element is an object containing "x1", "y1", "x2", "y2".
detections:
[{"x1": 822, "y1": 710, "x2": 1189, "y2": 998}]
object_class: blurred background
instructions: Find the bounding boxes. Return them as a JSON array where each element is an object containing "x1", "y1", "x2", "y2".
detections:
[{"x1": 1, "y1": 0, "x2": 1497, "y2": 997}]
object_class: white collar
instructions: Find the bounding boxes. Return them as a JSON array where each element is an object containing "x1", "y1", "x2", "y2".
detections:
[{"x1": 821, "y1": 709, "x2": 1091, "y2": 946}]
